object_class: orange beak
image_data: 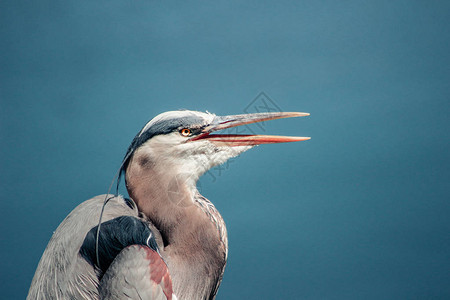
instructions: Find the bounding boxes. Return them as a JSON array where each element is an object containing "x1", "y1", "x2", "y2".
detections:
[{"x1": 190, "y1": 112, "x2": 310, "y2": 146}]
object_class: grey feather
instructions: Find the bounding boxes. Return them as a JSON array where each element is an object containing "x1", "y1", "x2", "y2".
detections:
[{"x1": 27, "y1": 195, "x2": 142, "y2": 300}]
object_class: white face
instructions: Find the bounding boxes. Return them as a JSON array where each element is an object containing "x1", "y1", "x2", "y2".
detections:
[{"x1": 137, "y1": 131, "x2": 252, "y2": 185}]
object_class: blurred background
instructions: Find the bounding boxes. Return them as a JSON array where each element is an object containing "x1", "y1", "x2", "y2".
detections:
[{"x1": 1, "y1": 1, "x2": 449, "y2": 299}]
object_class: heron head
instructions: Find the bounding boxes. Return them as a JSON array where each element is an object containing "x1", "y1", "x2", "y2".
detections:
[{"x1": 122, "y1": 110, "x2": 309, "y2": 188}]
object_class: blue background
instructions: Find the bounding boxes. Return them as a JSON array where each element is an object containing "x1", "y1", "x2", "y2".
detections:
[{"x1": 1, "y1": 1, "x2": 449, "y2": 299}]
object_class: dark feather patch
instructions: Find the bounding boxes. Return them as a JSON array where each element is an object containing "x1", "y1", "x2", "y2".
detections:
[{"x1": 79, "y1": 216, "x2": 159, "y2": 276}]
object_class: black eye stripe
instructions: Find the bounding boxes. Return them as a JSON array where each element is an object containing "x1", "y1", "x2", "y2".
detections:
[
  {"x1": 179, "y1": 127, "x2": 203, "y2": 135},
  {"x1": 191, "y1": 128, "x2": 204, "y2": 135}
]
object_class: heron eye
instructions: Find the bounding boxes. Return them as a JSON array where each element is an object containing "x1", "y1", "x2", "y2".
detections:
[{"x1": 180, "y1": 128, "x2": 192, "y2": 137}]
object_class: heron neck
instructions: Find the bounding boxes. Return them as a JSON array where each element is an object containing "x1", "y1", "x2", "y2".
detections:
[
  {"x1": 125, "y1": 153, "x2": 227, "y2": 298},
  {"x1": 125, "y1": 157, "x2": 203, "y2": 244}
]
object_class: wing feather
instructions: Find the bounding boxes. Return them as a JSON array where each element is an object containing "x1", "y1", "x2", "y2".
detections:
[{"x1": 99, "y1": 245, "x2": 176, "y2": 300}]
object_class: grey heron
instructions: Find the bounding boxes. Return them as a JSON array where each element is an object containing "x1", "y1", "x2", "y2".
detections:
[{"x1": 28, "y1": 110, "x2": 309, "y2": 299}]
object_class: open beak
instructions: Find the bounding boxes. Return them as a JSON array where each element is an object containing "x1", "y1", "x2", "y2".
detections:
[{"x1": 190, "y1": 112, "x2": 310, "y2": 146}]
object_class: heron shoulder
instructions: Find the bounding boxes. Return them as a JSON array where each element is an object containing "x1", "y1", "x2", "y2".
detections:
[{"x1": 27, "y1": 195, "x2": 140, "y2": 299}]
